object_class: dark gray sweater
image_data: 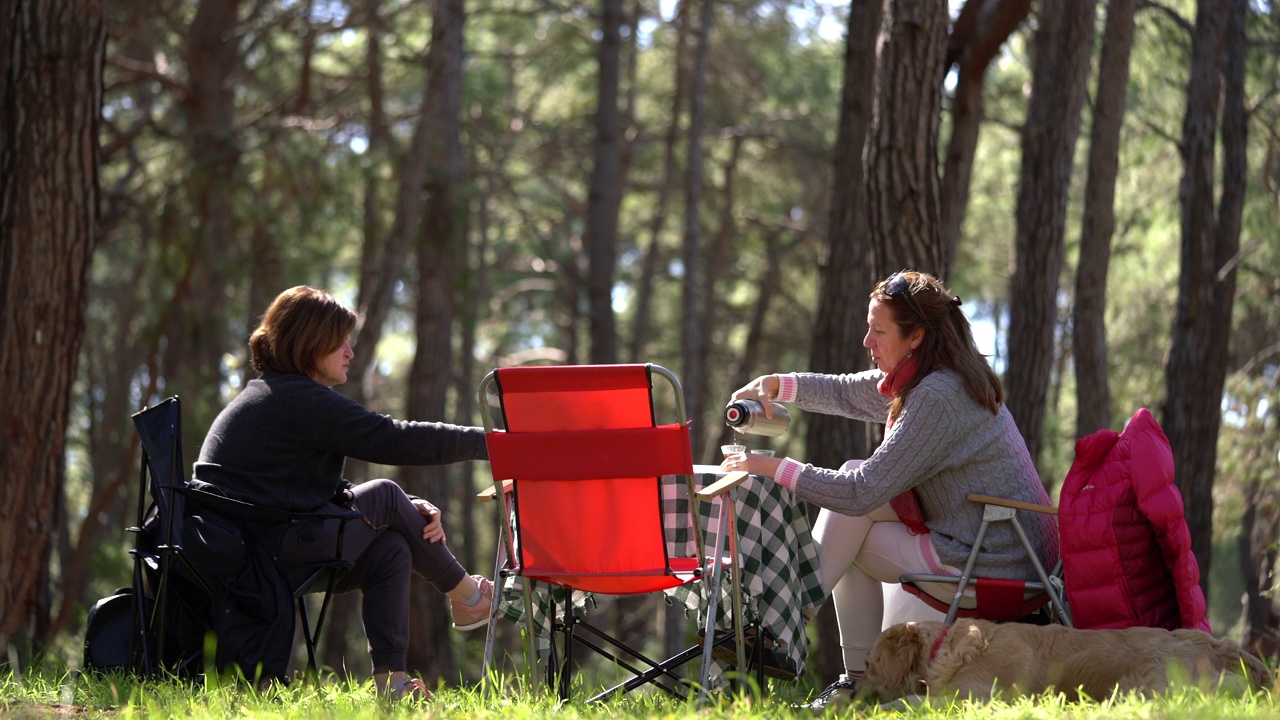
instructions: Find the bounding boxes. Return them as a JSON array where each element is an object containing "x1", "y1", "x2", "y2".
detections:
[{"x1": 193, "y1": 371, "x2": 488, "y2": 512}]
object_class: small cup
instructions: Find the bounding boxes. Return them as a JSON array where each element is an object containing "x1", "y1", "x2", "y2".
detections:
[
  {"x1": 750, "y1": 449, "x2": 775, "y2": 457},
  {"x1": 721, "y1": 444, "x2": 747, "y2": 458}
]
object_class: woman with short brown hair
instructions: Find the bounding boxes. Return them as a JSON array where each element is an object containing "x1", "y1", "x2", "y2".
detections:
[{"x1": 194, "y1": 285, "x2": 491, "y2": 701}]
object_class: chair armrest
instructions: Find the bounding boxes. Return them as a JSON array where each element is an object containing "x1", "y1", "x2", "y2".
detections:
[
  {"x1": 966, "y1": 493, "x2": 1057, "y2": 516},
  {"x1": 184, "y1": 486, "x2": 362, "y2": 524},
  {"x1": 695, "y1": 471, "x2": 749, "y2": 500},
  {"x1": 477, "y1": 479, "x2": 514, "y2": 503}
]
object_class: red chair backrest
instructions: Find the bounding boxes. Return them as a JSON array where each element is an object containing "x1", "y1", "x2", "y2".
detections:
[{"x1": 485, "y1": 364, "x2": 695, "y2": 594}]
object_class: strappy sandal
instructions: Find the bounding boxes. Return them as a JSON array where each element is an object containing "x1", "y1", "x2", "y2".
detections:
[{"x1": 387, "y1": 677, "x2": 432, "y2": 702}]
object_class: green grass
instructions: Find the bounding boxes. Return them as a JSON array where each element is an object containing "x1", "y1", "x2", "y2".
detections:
[{"x1": 2, "y1": 669, "x2": 1277, "y2": 719}]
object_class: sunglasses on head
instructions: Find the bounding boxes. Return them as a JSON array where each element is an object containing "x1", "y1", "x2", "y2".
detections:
[{"x1": 884, "y1": 273, "x2": 933, "y2": 332}]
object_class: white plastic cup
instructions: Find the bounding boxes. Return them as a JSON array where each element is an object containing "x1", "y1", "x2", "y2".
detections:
[
  {"x1": 721, "y1": 444, "x2": 747, "y2": 457},
  {"x1": 750, "y1": 449, "x2": 775, "y2": 457}
]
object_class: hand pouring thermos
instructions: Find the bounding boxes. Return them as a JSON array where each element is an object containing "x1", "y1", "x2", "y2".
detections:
[{"x1": 723, "y1": 400, "x2": 791, "y2": 437}]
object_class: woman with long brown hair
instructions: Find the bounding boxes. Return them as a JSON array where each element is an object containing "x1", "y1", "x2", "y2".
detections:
[{"x1": 722, "y1": 271, "x2": 1057, "y2": 710}]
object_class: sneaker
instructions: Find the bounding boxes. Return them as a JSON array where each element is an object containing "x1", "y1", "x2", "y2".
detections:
[
  {"x1": 450, "y1": 575, "x2": 493, "y2": 631},
  {"x1": 794, "y1": 673, "x2": 861, "y2": 712}
]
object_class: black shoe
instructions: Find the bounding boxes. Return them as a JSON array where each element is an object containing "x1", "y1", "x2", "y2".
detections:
[
  {"x1": 793, "y1": 674, "x2": 861, "y2": 712},
  {"x1": 698, "y1": 626, "x2": 798, "y2": 680}
]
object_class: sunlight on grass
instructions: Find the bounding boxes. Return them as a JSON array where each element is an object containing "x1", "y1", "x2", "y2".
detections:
[{"x1": 1, "y1": 667, "x2": 1275, "y2": 719}]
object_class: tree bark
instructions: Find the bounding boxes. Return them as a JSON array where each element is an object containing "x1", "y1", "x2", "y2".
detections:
[
  {"x1": 1162, "y1": 0, "x2": 1244, "y2": 596},
  {"x1": 654, "y1": 0, "x2": 692, "y2": 660},
  {"x1": 346, "y1": 1, "x2": 441, "y2": 397},
  {"x1": 804, "y1": 0, "x2": 881, "y2": 686},
  {"x1": 1073, "y1": 0, "x2": 1136, "y2": 438},
  {"x1": 865, "y1": 0, "x2": 948, "y2": 274},
  {"x1": 938, "y1": 0, "x2": 1031, "y2": 278},
  {"x1": 1004, "y1": 0, "x2": 1096, "y2": 467},
  {"x1": 697, "y1": 132, "x2": 742, "y2": 461},
  {"x1": 322, "y1": 0, "x2": 389, "y2": 670},
  {"x1": 403, "y1": 0, "x2": 467, "y2": 682},
  {"x1": 167, "y1": 0, "x2": 242, "y2": 450},
  {"x1": 586, "y1": 0, "x2": 624, "y2": 365},
  {"x1": 0, "y1": 0, "x2": 104, "y2": 656},
  {"x1": 1240, "y1": 455, "x2": 1280, "y2": 662},
  {"x1": 681, "y1": 0, "x2": 713, "y2": 453},
  {"x1": 628, "y1": 2, "x2": 689, "y2": 364}
]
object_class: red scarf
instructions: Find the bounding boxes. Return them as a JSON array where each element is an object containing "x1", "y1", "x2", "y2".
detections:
[
  {"x1": 877, "y1": 354, "x2": 919, "y2": 400},
  {"x1": 879, "y1": 354, "x2": 930, "y2": 535}
]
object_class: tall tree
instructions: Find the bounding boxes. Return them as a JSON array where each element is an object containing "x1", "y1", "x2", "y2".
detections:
[
  {"x1": 403, "y1": 0, "x2": 467, "y2": 682},
  {"x1": 627, "y1": 2, "x2": 689, "y2": 364},
  {"x1": 1073, "y1": 0, "x2": 1137, "y2": 437},
  {"x1": 681, "y1": 0, "x2": 713, "y2": 453},
  {"x1": 346, "y1": 5, "x2": 442, "y2": 400},
  {"x1": 0, "y1": 0, "x2": 104, "y2": 656},
  {"x1": 938, "y1": 0, "x2": 1031, "y2": 278},
  {"x1": 1004, "y1": 0, "x2": 1097, "y2": 467},
  {"x1": 586, "y1": 0, "x2": 625, "y2": 364},
  {"x1": 1162, "y1": 0, "x2": 1245, "y2": 593},
  {"x1": 167, "y1": 0, "x2": 243, "y2": 446},
  {"x1": 865, "y1": 0, "x2": 948, "y2": 273},
  {"x1": 346, "y1": 0, "x2": 392, "y2": 413},
  {"x1": 804, "y1": 0, "x2": 881, "y2": 684}
]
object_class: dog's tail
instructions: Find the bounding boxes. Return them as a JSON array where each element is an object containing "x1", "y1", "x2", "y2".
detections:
[{"x1": 1236, "y1": 649, "x2": 1274, "y2": 692}]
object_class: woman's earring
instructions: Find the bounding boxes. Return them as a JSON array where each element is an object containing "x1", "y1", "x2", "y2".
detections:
[{"x1": 907, "y1": 350, "x2": 914, "y2": 359}]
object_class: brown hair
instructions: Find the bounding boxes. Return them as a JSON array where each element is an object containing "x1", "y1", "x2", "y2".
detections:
[
  {"x1": 871, "y1": 270, "x2": 1003, "y2": 422},
  {"x1": 248, "y1": 286, "x2": 358, "y2": 378}
]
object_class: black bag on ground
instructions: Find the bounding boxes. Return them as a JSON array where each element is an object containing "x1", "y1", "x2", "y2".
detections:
[{"x1": 83, "y1": 589, "x2": 138, "y2": 673}]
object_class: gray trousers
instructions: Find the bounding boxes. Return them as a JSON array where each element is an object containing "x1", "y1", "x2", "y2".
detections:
[{"x1": 278, "y1": 478, "x2": 467, "y2": 672}]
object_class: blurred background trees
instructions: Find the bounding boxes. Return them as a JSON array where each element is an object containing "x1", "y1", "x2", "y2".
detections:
[{"x1": 3, "y1": 0, "x2": 1278, "y2": 689}]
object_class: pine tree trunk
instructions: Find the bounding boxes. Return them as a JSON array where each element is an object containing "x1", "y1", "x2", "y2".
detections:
[
  {"x1": 681, "y1": 0, "x2": 713, "y2": 454},
  {"x1": 586, "y1": 0, "x2": 624, "y2": 365},
  {"x1": 1003, "y1": 0, "x2": 1096, "y2": 467},
  {"x1": 938, "y1": 0, "x2": 1031, "y2": 278},
  {"x1": 1162, "y1": 0, "x2": 1244, "y2": 596},
  {"x1": 404, "y1": 0, "x2": 467, "y2": 682},
  {"x1": 804, "y1": 0, "x2": 880, "y2": 686},
  {"x1": 865, "y1": 0, "x2": 948, "y2": 273},
  {"x1": 0, "y1": 0, "x2": 104, "y2": 655},
  {"x1": 1073, "y1": 0, "x2": 1136, "y2": 438}
]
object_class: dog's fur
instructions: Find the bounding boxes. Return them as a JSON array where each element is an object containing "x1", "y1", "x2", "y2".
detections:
[{"x1": 864, "y1": 619, "x2": 1274, "y2": 703}]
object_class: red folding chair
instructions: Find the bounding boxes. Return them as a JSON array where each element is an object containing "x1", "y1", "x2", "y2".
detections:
[
  {"x1": 899, "y1": 493, "x2": 1073, "y2": 627},
  {"x1": 477, "y1": 364, "x2": 753, "y2": 701}
]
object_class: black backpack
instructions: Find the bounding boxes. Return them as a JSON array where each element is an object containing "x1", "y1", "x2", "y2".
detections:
[{"x1": 82, "y1": 589, "x2": 141, "y2": 673}]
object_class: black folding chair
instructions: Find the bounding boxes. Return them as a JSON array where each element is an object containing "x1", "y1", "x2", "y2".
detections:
[{"x1": 129, "y1": 396, "x2": 361, "y2": 679}]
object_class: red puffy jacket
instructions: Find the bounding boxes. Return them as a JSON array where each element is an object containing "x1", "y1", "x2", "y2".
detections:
[{"x1": 1057, "y1": 408, "x2": 1210, "y2": 632}]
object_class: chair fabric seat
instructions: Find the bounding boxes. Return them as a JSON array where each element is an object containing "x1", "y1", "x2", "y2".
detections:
[
  {"x1": 902, "y1": 576, "x2": 1051, "y2": 621},
  {"x1": 525, "y1": 556, "x2": 707, "y2": 594}
]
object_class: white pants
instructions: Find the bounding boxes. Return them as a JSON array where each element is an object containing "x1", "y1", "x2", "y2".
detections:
[{"x1": 812, "y1": 462, "x2": 957, "y2": 673}]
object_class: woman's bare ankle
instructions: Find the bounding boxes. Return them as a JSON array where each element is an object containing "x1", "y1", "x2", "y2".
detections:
[
  {"x1": 445, "y1": 574, "x2": 479, "y2": 602},
  {"x1": 373, "y1": 670, "x2": 407, "y2": 692}
]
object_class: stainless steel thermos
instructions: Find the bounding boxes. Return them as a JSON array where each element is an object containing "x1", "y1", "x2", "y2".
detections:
[{"x1": 723, "y1": 400, "x2": 791, "y2": 437}]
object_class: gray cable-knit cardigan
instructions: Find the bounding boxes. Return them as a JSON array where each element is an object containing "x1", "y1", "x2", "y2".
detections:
[{"x1": 785, "y1": 369, "x2": 1059, "y2": 580}]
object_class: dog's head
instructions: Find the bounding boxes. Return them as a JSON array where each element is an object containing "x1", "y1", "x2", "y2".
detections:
[{"x1": 863, "y1": 622, "x2": 941, "y2": 701}]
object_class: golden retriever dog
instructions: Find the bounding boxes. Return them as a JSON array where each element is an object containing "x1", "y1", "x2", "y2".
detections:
[{"x1": 864, "y1": 619, "x2": 1273, "y2": 703}]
